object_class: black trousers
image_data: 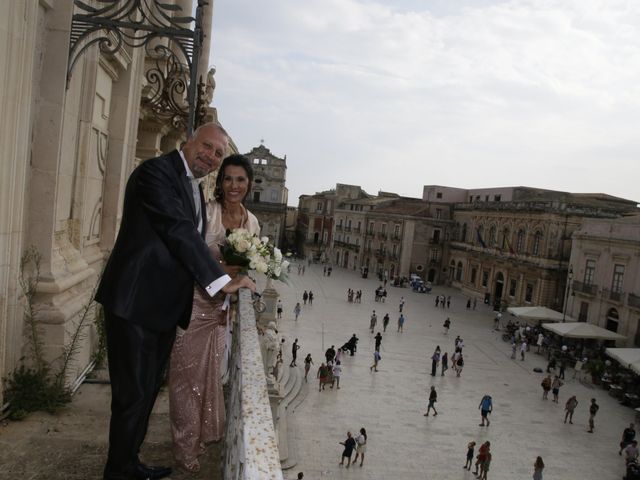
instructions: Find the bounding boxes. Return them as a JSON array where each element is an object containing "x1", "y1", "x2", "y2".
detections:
[{"x1": 103, "y1": 312, "x2": 176, "y2": 480}]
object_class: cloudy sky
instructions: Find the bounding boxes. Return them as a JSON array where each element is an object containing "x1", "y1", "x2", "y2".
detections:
[{"x1": 209, "y1": 0, "x2": 640, "y2": 206}]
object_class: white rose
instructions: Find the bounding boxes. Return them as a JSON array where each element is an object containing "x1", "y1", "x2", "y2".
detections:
[
  {"x1": 256, "y1": 261, "x2": 268, "y2": 274},
  {"x1": 274, "y1": 248, "x2": 282, "y2": 261},
  {"x1": 237, "y1": 239, "x2": 251, "y2": 253},
  {"x1": 261, "y1": 236, "x2": 269, "y2": 244}
]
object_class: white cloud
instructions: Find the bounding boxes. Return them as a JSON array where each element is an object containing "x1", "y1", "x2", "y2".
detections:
[{"x1": 210, "y1": 0, "x2": 640, "y2": 203}]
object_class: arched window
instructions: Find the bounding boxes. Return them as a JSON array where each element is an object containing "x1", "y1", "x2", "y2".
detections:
[
  {"x1": 456, "y1": 261, "x2": 464, "y2": 282},
  {"x1": 449, "y1": 260, "x2": 456, "y2": 281},
  {"x1": 516, "y1": 229, "x2": 525, "y2": 253},
  {"x1": 461, "y1": 223, "x2": 468, "y2": 243},
  {"x1": 477, "y1": 225, "x2": 485, "y2": 246},
  {"x1": 532, "y1": 231, "x2": 542, "y2": 256}
]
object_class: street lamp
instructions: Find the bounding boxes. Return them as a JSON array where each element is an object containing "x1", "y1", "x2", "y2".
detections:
[{"x1": 562, "y1": 266, "x2": 573, "y2": 322}]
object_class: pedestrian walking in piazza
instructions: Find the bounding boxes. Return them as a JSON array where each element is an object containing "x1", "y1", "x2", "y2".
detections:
[
  {"x1": 446, "y1": 295, "x2": 451, "y2": 308},
  {"x1": 277, "y1": 299, "x2": 283, "y2": 319},
  {"x1": 397, "y1": 313, "x2": 405, "y2": 332},
  {"x1": 331, "y1": 360, "x2": 342, "y2": 389},
  {"x1": 325, "y1": 345, "x2": 336, "y2": 365},
  {"x1": 533, "y1": 456, "x2": 545, "y2": 480},
  {"x1": 441, "y1": 295, "x2": 446, "y2": 309},
  {"x1": 370, "y1": 350, "x2": 381, "y2": 372},
  {"x1": 424, "y1": 386, "x2": 438, "y2": 416},
  {"x1": 478, "y1": 394, "x2": 492, "y2": 426},
  {"x1": 541, "y1": 374, "x2": 552, "y2": 400},
  {"x1": 520, "y1": 340, "x2": 527, "y2": 361},
  {"x1": 353, "y1": 428, "x2": 367, "y2": 467},
  {"x1": 494, "y1": 313, "x2": 501, "y2": 330},
  {"x1": 369, "y1": 310, "x2": 377, "y2": 333},
  {"x1": 308, "y1": 290, "x2": 313, "y2": 305},
  {"x1": 443, "y1": 317, "x2": 451, "y2": 335},
  {"x1": 294, "y1": 302, "x2": 301, "y2": 321},
  {"x1": 383, "y1": 313, "x2": 390, "y2": 332},
  {"x1": 339, "y1": 431, "x2": 356, "y2": 468},
  {"x1": 431, "y1": 347, "x2": 441, "y2": 376},
  {"x1": 355, "y1": 290, "x2": 361, "y2": 302},
  {"x1": 466, "y1": 298, "x2": 471, "y2": 310},
  {"x1": 551, "y1": 375, "x2": 563, "y2": 403},
  {"x1": 510, "y1": 342, "x2": 517, "y2": 359},
  {"x1": 441, "y1": 352, "x2": 449, "y2": 376},
  {"x1": 536, "y1": 332, "x2": 544, "y2": 353},
  {"x1": 620, "y1": 423, "x2": 636, "y2": 455},
  {"x1": 473, "y1": 441, "x2": 490, "y2": 476},
  {"x1": 302, "y1": 290, "x2": 308, "y2": 305},
  {"x1": 559, "y1": 358, "x2": 566, "y2": 379},
  {"x1": 323, "y1": 265, "x2": 327, "y2": 276},
  {"x1": 290, "y1": 339, "x2": 300, "y2": 367},
  {"x1": 335, "y1": 346, "x2": 343, "y2": 364},
  {"x1": 464, "y1": 441, "x2": 476, "y2": 470},
  {"x1": 302, "y1": 265, "x2": 305, "y2": 275},
  {"x1": 303, "y1": 354, "x2": 313, "y2": 382},
  {"x1": 454, "y1": 335, "x2": 465, "y2": 352},
  {"x1": 473, "y1": 297, "x2": 477, "y2": 310},
  {"x1": 435, "y1": 296, "x2": 440, "y2": 307},
  {"x1": 374, "y1": 332, "x2": 382, "y2": 352},
  {"x1": 587, "y1": 398, "x2": 599, "y2": 433},
  {"x1": 564, "y1": 395, "x2": 578, "y2": 423},
  {"x1": 399, "y1": 297, "x2": 405, "y2": 312},
  {"x1": 455, "y1": 353, "x2": 464, "y2": 377},
  {"x1": 317, "y1": 363, "x2": 330, "y2": 391}
]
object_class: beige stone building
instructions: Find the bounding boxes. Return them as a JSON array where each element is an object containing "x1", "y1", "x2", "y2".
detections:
[
  {"x1": 333, "y1": 195, "x2": 452, "y2": 282},
  {"x1": 244, "y1": 144, "x2": 288, "y2": 248},
  {"x1": 0, "y1": 0, "x2": 226, "y2": 406},
  {"x1": 297, "y1": 184, "x2": 368, "y2": 261},
  {"x1": 445, "y1": 186, "x2": 638, "y2": 311},
  {"x1": 567, "y1": 215, "x2": 640, "y2": 346}
]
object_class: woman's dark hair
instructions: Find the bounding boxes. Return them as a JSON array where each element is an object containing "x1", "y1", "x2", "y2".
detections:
[
  {"x1": 214, "y1": 154, "x2": 254, "y2": 204},
  {"x1": 360, "y1": 427, "x2": 367, "y2": 441}
]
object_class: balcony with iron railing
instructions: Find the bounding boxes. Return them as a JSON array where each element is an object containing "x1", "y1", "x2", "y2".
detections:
[
  {"x1": 601, "y1": 288, "x2": 624, "y2": 303},
  {"x1": 392, "y1": 234, "x2": 401, "y2": 241},
  {"x1": 378, "y1": 232, "x2": 388, "y2": 240},
  {"x1": 344, "y1": 226, "x2": 351, "y2": 232},
  {"x1": 353, "y1": 227, "x2": 361, "y2": 234},
  {"x1": 572, "y1": 280, "x2": 597, "y2": 296},
  {"x1": 629, "y1": 293, "x2": 640, "y2": 310},
  {"x1": 365, "y1": 231, "x2": 375, "y2": 238},
  {"x1": 335, "y1": 224, "x2": 343, "y2": 231},
  {"x1": 224, "y1": 290, "x2": 283, "y2": 479}
]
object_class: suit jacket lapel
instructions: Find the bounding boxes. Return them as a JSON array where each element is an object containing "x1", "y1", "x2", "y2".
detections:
[
  {"x1": 171, "y1": 150, "x2": 198, "y2": 222},
  {"x1": 198, "y1": 183, "x2": 206, "y2": 239}
]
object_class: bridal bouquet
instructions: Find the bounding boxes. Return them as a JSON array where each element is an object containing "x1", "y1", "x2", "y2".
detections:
[{"x1": 220, "y1": 228, "x2": 290, "y2": 282}]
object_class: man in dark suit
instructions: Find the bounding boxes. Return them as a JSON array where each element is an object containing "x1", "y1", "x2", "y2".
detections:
[{"x1": 96, "y1": 123, "x2": 255, "y2": 480}]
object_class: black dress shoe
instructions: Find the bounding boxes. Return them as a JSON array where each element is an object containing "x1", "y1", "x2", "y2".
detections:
[{"x1": 133, "y1": 463, "x2": 172, "y2": 480}]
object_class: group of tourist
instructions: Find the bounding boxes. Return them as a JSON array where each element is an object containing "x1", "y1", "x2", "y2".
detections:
[{"x1": 346, "y1": 288, "x2": 362, "y2": 303}]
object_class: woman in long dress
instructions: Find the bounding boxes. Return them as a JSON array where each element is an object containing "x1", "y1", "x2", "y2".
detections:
[{"x1": 169, "y1": 154, "x2": 260, "y2": 473}]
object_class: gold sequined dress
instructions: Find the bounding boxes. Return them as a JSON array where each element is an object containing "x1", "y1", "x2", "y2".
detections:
[{"x1": 169, "y1": 201, "x2": 259, "y2": 468}]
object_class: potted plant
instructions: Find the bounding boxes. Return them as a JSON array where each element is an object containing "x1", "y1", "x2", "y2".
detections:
[{"x1": 585, "y1": 358, "x2": 605, "y2": 384}]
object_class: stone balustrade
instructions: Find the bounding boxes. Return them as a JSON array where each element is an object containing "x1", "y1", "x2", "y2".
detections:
[{"x1": 224, "y1": 289, "x2": 283, "y2": 480}]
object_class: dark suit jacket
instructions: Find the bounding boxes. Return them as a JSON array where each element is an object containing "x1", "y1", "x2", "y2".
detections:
[{"x1": 96, "y1": 150, "x2": 226, "y2": 332}]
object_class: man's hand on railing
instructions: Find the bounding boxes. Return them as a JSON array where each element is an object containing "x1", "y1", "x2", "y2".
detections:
[{"x1": 222, "y1": 275, "x2": 256, "y2": 294}]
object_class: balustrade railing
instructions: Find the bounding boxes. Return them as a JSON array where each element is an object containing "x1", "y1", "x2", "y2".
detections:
[{"x1": 224, "y1": 290, "x2": 283, "y2": 480}]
